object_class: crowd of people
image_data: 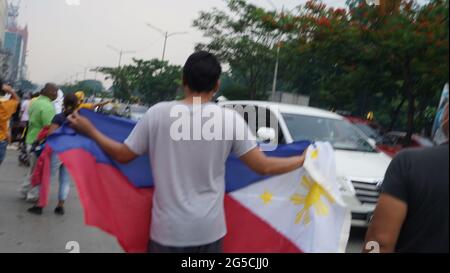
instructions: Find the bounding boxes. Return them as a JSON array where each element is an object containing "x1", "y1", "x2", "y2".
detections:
[
  {"x1": 0, "y1": 51, "x2": 448, "y2": 253},
  {"x1": 0, "y1": 80, "x2": 110, "y2": 216}
]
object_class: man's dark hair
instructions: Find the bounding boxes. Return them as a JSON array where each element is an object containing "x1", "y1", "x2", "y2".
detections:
[
  {"x1": 41, "y1": 83, "x2": 58, "y2": 101},
  {"x1": 63, "y1": 93, "x2": 79, "y2": 116},
  {"x1": 183, "y1": 51, "x2": 222, "y2": 93}
]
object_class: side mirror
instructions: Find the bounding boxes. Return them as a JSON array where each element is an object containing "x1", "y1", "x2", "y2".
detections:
[
  {"x1": 257, "y1": 127, "x2": 276, "y2": 143},
  {"x1": 367, "y1": 138, "x2": 377, "y2": 147}
]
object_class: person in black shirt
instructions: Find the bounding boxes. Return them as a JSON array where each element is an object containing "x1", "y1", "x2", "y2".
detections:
[{"x1": 365, "y1": 103, "x2": 449, "y2": 253}]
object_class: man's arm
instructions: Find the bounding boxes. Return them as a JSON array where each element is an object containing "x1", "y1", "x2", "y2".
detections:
[
  {"x1": 68, "y1": 112, "x2": 138, "y2": 164},
  {"x1": 239, "y1": 147, "x2": 306, "y2": 176},
  {"x1": 46, "y1": 124, "x2": 60, "y2": 136},
  {"x1": 93, "y1": 100, "x2": 112, "y2": 109},
  {"x1": 2, "y1": 84, "x2": 20, "y2": 102},
  {"x1": 363, "y1": 194, "x2": 407, "y2": 253}
]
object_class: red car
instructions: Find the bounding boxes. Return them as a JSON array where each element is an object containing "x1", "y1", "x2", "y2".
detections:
[
  {"x1": 381, "y1": 131, "x2": 434, "y2": 155},
  {"x1": 345, "y1": 116, "x2": 434, "y2": 157}
]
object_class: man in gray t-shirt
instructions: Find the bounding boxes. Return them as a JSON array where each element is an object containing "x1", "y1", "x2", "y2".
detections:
[{"x1": 69, "y1": 51, "x2": 307, "y2": 253}]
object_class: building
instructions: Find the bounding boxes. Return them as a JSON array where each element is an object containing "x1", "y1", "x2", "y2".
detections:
[
  {"x1": 0, "y1": 0, "x2": 9, "y2": 79},
  {"x1": 4, "y1": 26, "x2": 28, "y2": 82},
  {"x1": 0, "y1": 0, "x2": 6, "y2": 47},
  {"x1": 1, "y1": 1, "x2": 28, "y2": 83}
]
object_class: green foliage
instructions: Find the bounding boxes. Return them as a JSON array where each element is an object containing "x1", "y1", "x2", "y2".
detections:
[
  {"x1": 193, "y1": 0, "x2": 281, "y2": 99},
  {"x1": 196, "y1": 0, "x2": 448, "y2": 139},
  {"x1": 16, "y1": 79, "x2": 38, "y2": 93},
  {"x1": 98, "y1": 59, "x2": 182, "y2": 105},
  {"x1": 60, "y1": 80, "x2": 105, "y2": 97}
]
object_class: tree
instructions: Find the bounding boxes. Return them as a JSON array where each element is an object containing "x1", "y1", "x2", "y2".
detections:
[
  {"x1": 266, "y1": 0, "x2": 448, "y2": 141},
  {"x1": 60, "y1": 80, "x2": 105, "y2": 97},
  {"x1": 195, "y1": 0, "x2": 449, "y2": 141},
  {"x1": 16, "y1": 79, "x2": 38, "y2": 93},
  {"x1": 98, "y1": 59, "x2": 182, "y2": 105},
  {"x1": 193, "y1": 0, "x2": 280, "y2": 99}
]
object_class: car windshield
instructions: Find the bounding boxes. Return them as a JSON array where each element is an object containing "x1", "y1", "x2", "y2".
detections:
[
  {"x1": 354, "y1": 123, "x2": 383, "y2": 143},
  {"x1": 283, "y1": 113, "x2": 376, "y2": 153}
]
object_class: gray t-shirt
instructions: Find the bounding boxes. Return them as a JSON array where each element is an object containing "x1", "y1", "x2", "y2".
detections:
[{"x1": 125, "y1": 101, "x2": 257, "y2": 247}]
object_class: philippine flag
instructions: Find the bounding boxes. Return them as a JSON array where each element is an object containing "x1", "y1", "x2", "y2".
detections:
[{"x1": 35, "y1": 109, "x2": 351, "y2": 253}]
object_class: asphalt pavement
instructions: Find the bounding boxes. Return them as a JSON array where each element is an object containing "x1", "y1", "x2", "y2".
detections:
[{"x1": 0, "y1": 148, "x2": 364, "y2": 253}]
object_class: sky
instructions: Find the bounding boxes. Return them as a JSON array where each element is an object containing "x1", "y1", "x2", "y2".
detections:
[{"x1": 15, "y1": 0, "x2": 427, "y2": 87}]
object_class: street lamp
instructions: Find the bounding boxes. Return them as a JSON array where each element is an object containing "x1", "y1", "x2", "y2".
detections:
[
  {"x1": 146, "y1": 23, "x2": 188, "y2": 62},
  {"x1": 267, "y1": 4, "x2": 297, "y2": 101},
  {"x1": 106, "y1": 45, "x2": 136, "y2": 68},
  {"x1": 271, "y1": 43, "x2": 281, "y2": 101}
]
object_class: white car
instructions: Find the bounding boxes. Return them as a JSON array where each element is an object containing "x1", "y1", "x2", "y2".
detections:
[
  {"x1": 129, "y1": 105, "x2": 149, "y2": 122},
  {"x1": 219, "y1": 101, "x2": 392, "y2": 227}
]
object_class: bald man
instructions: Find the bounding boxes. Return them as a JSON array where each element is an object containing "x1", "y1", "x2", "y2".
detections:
[
  {"x1": 20, "y1": 83, "x2": 58, "y2": 202},
  {"x1": 26, "y1": 83, "x2": 58, "y2": 145}
]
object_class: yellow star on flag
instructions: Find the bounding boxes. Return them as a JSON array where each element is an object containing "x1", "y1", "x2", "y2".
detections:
[{"x1": 260, "y1": 191, "x2": 274, "y2": 205}]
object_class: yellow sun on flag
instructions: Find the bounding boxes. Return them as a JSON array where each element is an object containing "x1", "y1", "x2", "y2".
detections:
[
  {"x1": 290, "y1": 176, "x2": 335, "y2": 225},
  {"x1": 311, "y1": 148, "x2": 319, "y2": 160},
  {"x1": 260, "y1": 191, "x2": 274, "y2": 205}
]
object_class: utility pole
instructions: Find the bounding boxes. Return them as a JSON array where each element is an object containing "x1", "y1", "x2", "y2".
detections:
[
  {"x1": 162, "y1": 31, "x2": 168, "y2": 62},
  {"x1": 146, "y1": 23, "x2": 188, "y2": 62},
  {"x1": 271, "y1": 43, "x2": 281, "y2": 101},
  {"x1": 106, "y1": 45, "x2": 136, "y2": 68},
  {"x1": 270, "y1": 5, "x2": 286, "y2": 102}
]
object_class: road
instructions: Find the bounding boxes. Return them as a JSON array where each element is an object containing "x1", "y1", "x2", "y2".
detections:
[
  {"x1": 0, "y1": 148, "x2": 365, "y2": 253},
  {"x1": 0, "y1": 148, "x2": 122, "y2": 253}
]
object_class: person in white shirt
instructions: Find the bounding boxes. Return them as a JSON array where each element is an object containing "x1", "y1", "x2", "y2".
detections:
[
  {"x1": 53, "y1": 89, "x2": 64, "y2": 114},
  {"x1": 20, "y1": 93, "x2": 31, "y2": 123}
]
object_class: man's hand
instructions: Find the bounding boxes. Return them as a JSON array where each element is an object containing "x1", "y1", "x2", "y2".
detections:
[
  {"x1": 2, "y1": 84, "x2": 20, "y2": 101},
  {"x1": 68, "y1": 111, "x2": 97, "y2": 137},
  {"x1": 240, "y1": 147, "x2": 307, "y2": 176},
  {"x1": 2, "y1": 84, "x2": 13, "y2": 93},
  {"x1": 94, "y1": 100, "x2": 113, "y2": 108},
  {"x1": 67, "y1": 111, "x2": 138, "y2": 164}
]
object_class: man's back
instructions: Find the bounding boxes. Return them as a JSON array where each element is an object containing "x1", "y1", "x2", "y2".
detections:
[
  {"x1": 381, "y1": 144, "x2": 449, "y2": 253},
  {"x1": 26, "y1": 96, "x2": 55, "y2": 144},
  {"x1": 125, "y1": 101, "x2": 256, "y2": 247}
]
